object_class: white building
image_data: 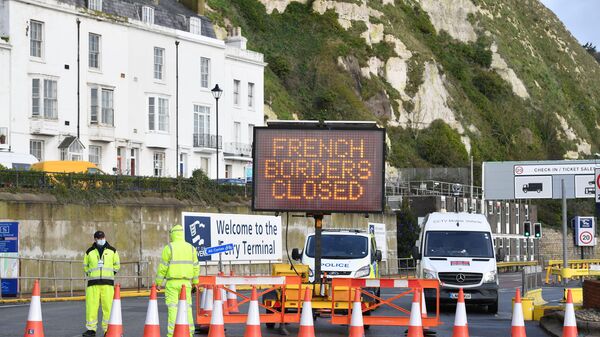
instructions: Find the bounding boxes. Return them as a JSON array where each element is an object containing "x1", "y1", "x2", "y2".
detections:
[{"x1": 0, "y1": 0, "x2": 265, "y2": 178}]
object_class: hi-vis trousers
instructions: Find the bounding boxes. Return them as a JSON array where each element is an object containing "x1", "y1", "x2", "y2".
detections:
[
  {"x1": 85, "y1": 284, "x2": 114, "y2": 332},
  {"x1": 165, "y1": 279, "x2": 194, "y2": 337}
]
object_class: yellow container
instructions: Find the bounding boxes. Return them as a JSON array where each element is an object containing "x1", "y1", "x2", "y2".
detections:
[{"x1": 513, "y1": 297, "x2": 534, "y2": 321}]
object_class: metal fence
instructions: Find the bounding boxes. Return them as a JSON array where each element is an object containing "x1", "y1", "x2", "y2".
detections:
[
  {"x1": 0, "y1": 256, "x2": 151, "y2": 299},
  {"x1": 385, "y1": 180, "x2": 482, "y2": 198},
  {"x1": 0, "y1": 170, "x2": 248, "y2": 197}
]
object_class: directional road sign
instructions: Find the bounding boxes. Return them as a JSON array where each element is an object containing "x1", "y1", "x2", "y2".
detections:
[{"x1": 204, "y1": 244, "x2": 234, "y2": 255}]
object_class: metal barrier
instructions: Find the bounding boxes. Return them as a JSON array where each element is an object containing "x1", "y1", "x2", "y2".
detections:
[
  {"x1": 545, "y1": 259, "x2": 600, "y2": 284},
  {"x1": 0, "y1": 255, "x2": 151, "y2": 299},
  {"x1": 498, "y1": 261, "x2": 539, "y2": 272}
]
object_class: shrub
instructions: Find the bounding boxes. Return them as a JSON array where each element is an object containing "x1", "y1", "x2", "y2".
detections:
[{"x1": 417, "y1": 120, "x2": 469, "y2": 167}]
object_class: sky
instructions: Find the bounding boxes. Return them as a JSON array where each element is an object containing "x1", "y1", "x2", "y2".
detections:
[{"x1": 541, "y1": 0, "x2": 600, "y2": 48}]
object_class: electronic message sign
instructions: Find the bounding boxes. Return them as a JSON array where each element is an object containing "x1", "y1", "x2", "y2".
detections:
[{"x1": 252, "y1": 127, "x2": 385, "y2": 213}]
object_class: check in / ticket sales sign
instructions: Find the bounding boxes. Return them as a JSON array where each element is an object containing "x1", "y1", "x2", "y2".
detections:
[{"x1": 252, "y1": 127, "x2": 385, "y2": 213}]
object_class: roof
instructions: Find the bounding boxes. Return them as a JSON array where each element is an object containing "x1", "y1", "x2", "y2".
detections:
[
  {"x1": 58, "y1": 136, "x2": 85, "y2": 149},
  {"x1": 57, "y1": 0, "x2": 216, "y2": 38},
  {"x1": 423, "y1": 212, "x2": 490, "y2": 231}
]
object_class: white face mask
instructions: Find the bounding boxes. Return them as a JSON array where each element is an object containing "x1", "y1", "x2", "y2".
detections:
[{"x1": 96, "y1": 239, "x2": 106, "y2": 246}]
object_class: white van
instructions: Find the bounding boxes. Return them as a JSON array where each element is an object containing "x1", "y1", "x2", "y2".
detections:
[
  {"x1": 0, "y1": 152, "x2": 38, "y2": 170},
  {"x1": 413, "y1": 212, "x2": 500, "y2": 313},
  {"x1": 291, "y1": 229, "x2": 382, "y2": 281}
]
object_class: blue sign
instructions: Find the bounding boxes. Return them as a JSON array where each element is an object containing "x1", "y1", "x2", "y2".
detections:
[
  {"x1": 205, "y1": 244, "x2": 234, "y2": 255},
  {"x1": 183, "y1": 215, "x2": 212, "y2": 262},
  {"x1": 0, "y1": 222, "x2": 18, "y2": 297},
  {"x1": 0, "y1": 222, "x2": 18, "y2": 253}
]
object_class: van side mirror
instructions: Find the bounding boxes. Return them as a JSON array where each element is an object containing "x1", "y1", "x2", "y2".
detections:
[
  {"x1": 412, "y1": 246, "x2": 421, "y2": 260},
  {"x1": 375, "y1": 250, "x2": 382, "y2": 262},
  {"x1": 291, "y1": 248, "x2": 302, "y2": 261},
  {"x1": 496, "y1": 248, "x2": 505, "y2": 262}
]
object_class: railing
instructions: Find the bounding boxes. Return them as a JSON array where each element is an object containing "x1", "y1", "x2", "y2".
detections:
[
  {"x1": 385, "y1": 180, "x2": 483, "y2": 198},
  {"x1": 193, "y1": 133, "x2": 222, "y2": 149},
  {"x1": 0, "y1": 256, "x2": 151, "y2": 299},
  {"x1": 223, "y1": 142, "x2": 252, "y2": 157},
  {"x1": 0, "y1": 170, "x2": 249, "y2": 198}
]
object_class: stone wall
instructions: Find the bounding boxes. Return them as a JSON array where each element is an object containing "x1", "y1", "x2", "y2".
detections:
[
  {"x1": 0, "y1": 193, "x2": 397, "y2": 293},
  {"x1": 539, "y1": 226, "x2": 598, "y2": 262},
  {"x1": 584, "y1": 280, "x2": 600, "y2": 309}
]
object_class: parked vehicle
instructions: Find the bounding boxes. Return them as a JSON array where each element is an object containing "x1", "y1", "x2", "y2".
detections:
[
  {"x1": 413, "y1": 212, "x2": 500, "y2": 314},
  {"x1": 30, "y1": 161, "x2": 103, "y2": 174},
  {"x1": 0, "y1": 152, "x2": 38, "y2": 170}
]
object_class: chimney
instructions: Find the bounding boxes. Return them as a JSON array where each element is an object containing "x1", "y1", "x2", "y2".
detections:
[
  {"x1": 180, "y1": 0, "x2": 204, "y2": 16},
  {"x1": 197, "y1": 0, "x2": 205, "y2": 15},
  {"x1": 225, "y1": 26, "x2": 247, "y2": 49}
]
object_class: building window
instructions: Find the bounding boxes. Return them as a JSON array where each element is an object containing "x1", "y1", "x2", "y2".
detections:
[
  {"x1": 225, "y1": 164, "x2": 232, "y2": 178},
  {"x1": 234, "y1": 122, "x2": 241, "y2": 144},
  {"x1": 190, "y1": 17, "x2": 202, "y2": 35},
  {"x1": 153, "y1": 152, "x2": 165, "y2": 177},
  {"x1": 59, "y1": 137, "x2": 84, "y2": 161},
  {"x1": 89, "y1": 145, "x2": 102, "y2": 166},
  {"x1": 248, "y1": 124, "x2": 254, "y2": 144},
  {"x1": 142, "y1": 6, "x2": 154, "y2": 25},
  {"x1": 89, "y1": 33, "x2": 101, "y2": 69},
  {"x1": 148, "y1": 96, "x2": 169, "y2": 132},
  {"x1": 154, "y1": 47, "x2": 164, "y2": 80},
  {"x1": 32, "y1": 78, "x2": 58, "y2": 119},
  {"x1": 193, "y1": 105, "x2": 211, "y2": 146},
  {"x1": 233, "y1": 80, "x2": 240, "y2": 105},
  {"x1": 200, "y1": 157, "x2": 209, "y2": 174},
  {"x1": 30, "y1": 20, "x2": 43, "y2": 58},
  {"x1": 90, "y1": 87, "x2": 114, "y2": 126},
  {"x1": 248, "y1": 82, "x2": 254, "y2": 108},
  {"x1": 200, "y1": 57, "x2": 210, "y2": 88},
  {"x1": 88, "y1": 0, "x2": 102, "y2": 11},
  {"x1": 30, "y1": 140, "x2": 44, "y2": 161}
]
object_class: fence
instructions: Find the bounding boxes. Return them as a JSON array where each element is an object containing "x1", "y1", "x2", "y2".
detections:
[
  {"x1": 0, "y1": 170, "x2": 249, "y2": 197},
  {"x1": 0, "y1": 256, "x2": 151, "y2": 299},
  {"x1": 385, "y1": 180, "x2": 482, "y2": 199}
]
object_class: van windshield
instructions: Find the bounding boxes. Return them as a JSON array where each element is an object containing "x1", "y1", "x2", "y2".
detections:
[
  {"x1": 306, "y1": 235, "x2": 368, "y2": 259},
  {"x1": 425, "y1": 231, "x2": 493, "y2": 258}
]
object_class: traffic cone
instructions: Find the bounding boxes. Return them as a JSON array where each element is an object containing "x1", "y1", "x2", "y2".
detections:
[
  {"x1": 105, "y1": 284, "x2": 123, "y2": 337},
  {"x1": 244, "y1": 287, "x2": 261, "y2": 337},
  {"x1": 298, "y1": 287, "x2": 315, "y2": 337},
  {"x1": 348, "y1": 288, "x2": 364, "y2": 337},
  {"x1": 143, "y1": 284, "x2": 160, "y2": 337},
  {"x1": 227, "y1": 271, "x2": 240, "y2": 313},
  {"x1": 23, "y1": 279, "x2": 44, "y2": 337},
  {"x1": 173, "y1": 285, "x2": 191, "y2": 337},
  {"x1": 511, "y1": 289, "x2": 526, "y2": 337},
  {"x1": 407, "y1": 289, "x2": 424, "y2": 337},
  {"x1": 452, "y1": 288, "x2": 469, "y2": 337},
  {"x1": 221, "y1": 287, "x2": 230, "y2": 315},
  {"x1": 208, "y1": 285, "x2": 226, "y2": 337},
  {"x1": 562, "y1": 289, "x2": 578, "y2": 337}
]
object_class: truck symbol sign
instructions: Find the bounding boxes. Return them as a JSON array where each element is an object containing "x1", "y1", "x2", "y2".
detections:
[{"x1": 522, "y1": 183, "x2": 543, "y2": 193}]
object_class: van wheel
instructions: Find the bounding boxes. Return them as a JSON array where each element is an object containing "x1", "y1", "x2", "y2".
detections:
[{"x1": 487, "y1": 301, "x2": 498, "y2": 314}]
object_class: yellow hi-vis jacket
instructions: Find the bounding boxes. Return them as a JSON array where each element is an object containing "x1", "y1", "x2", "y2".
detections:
[
  {"x1": 84, "y1": 242, "x2": 120, "y2": 287},
  {"x1": 155, "y1": 225, "x2": 200, "y2": 285}
]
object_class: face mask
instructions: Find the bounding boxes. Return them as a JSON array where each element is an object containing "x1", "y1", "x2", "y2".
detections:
[{"x1": 96, "y1": 239, "x2": 106, "y2": 246}]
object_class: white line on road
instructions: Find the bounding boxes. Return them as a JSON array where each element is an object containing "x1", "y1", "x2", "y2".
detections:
[{"x1": 0, "y1": 304, "x2": 29, "y2": 308}]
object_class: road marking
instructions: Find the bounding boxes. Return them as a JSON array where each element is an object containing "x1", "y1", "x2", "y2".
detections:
[{"x1": 0, "y1": 304, "x2": 29, "y2": 308}]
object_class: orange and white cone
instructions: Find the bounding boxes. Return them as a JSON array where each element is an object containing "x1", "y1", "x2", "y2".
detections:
[
  {"x1": 227, "y1": 271, "x2": 240, "y2": 313},
  {"x1": 511, "y1": 289, "x2": 526, "y2": 337},
  {"x1": 407, "y1": 289, "x2": 424, "y2": 337},
  {"x1": 208, "y1": 285, "x2": 226, "y2": 337},
  {"x1": 452, "y1": 288, "x2": 469, "y2": 337},
  {"x1": 298, "y1": 287, "x2": 315, "y2": 337},
  {"x1": 562, "y1": 289, "x2": 578, "y2": 337},
  {"x1": 221, "y1": 287, "x2": 230, "y2": 315},
  {"x1": 105, "y1": 284, "x2": 123, "y2": 337},
  {"x1": 143, "y1": 284, "x2": 160, "y2": 337},
  {"x1": 244, "y1": 287, "x2": 261, "y2": 337},
  {"x1": 23, "y1": 279, "x2": 44, "y2": 337},
  {"x1": 348, "y1": 288, "x2": 364, "y2": 337},
  {"x1": 173, "y1": 285, "x2": 191, "y2": 337}
]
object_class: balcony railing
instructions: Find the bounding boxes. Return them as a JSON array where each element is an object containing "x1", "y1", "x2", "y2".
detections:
[
  {"x1": 193, "y1": 133, "x2": 222, "y2": 149},
  {"x1": 224, "y1": 142, "x2": 252, "y2": 157}
]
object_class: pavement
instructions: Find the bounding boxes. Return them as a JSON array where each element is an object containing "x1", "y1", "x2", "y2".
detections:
[{"x1": 0, "y1": 273, "x2": 565, "y2": 337}]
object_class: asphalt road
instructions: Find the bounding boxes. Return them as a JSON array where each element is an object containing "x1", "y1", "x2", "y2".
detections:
[{"x1": 0, "y1": 273, "x2": 565, "y2": 337}]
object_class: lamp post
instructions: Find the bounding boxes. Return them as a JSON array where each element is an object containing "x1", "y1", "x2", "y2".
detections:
[{"x1": 211, "y1": 84, "x2": 223, "y2": 181}]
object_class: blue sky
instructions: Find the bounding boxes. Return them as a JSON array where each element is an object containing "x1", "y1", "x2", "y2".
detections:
[{"x1": 541, "y1": 0, "x2": 600, "y2": 48}]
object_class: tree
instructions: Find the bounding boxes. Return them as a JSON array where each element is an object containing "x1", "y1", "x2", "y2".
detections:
[{"x1": 583, "y1": 42, "x2": 600, "y2": 64}]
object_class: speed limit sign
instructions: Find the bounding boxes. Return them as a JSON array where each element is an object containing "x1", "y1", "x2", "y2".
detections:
[{"x1": 575, "y1": 216, "x2": 596, "y2": 247}]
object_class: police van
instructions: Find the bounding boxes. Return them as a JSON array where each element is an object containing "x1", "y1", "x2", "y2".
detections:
[
  {"x1": 413, "y1": 212, "x2": 500, "y2": 313},
  {"x1": 291, "y1": 229, "x2": 382, "y2": 281}
]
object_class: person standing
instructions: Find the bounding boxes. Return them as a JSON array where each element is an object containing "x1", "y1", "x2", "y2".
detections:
[
  {"x1": 156, "y1": 225, "x2": 200, "y2": 337},
  {"x1": 82, "y1": 231, "x2": 120, "y2": 337}
]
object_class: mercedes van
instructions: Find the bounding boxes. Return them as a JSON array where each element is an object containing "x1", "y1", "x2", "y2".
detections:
[
  {"x1": 413, "y1": 212, "x2": 500, "y2": 313},
  {"x1": 292, "y1": 229, "x2": 382, "y2": 282}
]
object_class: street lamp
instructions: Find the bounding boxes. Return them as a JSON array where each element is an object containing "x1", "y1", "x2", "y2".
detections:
[{"x1": 211, "y1": 84, "x2": 223, "y2": 181}]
